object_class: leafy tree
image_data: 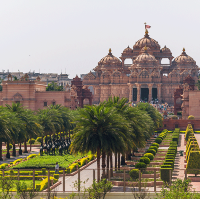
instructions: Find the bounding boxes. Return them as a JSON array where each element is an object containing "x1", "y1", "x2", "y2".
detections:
[
  {"x1": 70, "y1": 104, "x2": 131, "y2": 181},
  {"x1": 46, "y1": 81, "x2": 63, "y2": 91}
]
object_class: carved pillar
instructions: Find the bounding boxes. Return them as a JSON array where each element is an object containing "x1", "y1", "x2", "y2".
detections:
[
  {"x1": 128, "y1": 83, "x2": 132, "y2": 102},
  {"x1": 121, "y1": 58, "x2": 125, "y2": 67},
  {"x1": 148, "y1": 84, "x2": 153, "y2": 102},
  {"x1": 136, "y1": 84, "x2": 141, "y2": 102},
  {"x1": 157, "y1": 84, "x2": 162, "y2": 103}
]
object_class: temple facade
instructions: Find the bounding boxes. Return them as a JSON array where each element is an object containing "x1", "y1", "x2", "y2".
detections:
[
  {"x1": 0, "y1": 74, "x2": 92, "y2": 110},
  {"x1": 83, "y1": 30, "x2": 199, "y2": 105}
]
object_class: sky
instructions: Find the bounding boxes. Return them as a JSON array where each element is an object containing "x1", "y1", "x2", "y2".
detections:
[{"x1": 0, "y1": 0, "x2": 200, "y2": 79}]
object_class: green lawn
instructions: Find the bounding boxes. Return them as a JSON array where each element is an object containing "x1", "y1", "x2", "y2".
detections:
[{"x1": 12, "y1": 152, "x2": 90, "y2": 169}]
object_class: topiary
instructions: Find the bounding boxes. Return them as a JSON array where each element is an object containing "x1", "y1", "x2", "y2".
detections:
[
  {"x1": 36, "y1": 137, "x2": 42, "y2": 143},
  {"x1": 146, "y1": 149, "x2": 156, "y2": 156},
  {"x1": 151, "y1": 143, "x2": 159, "y2": 148},
  {"x1": 155, "y1": 138, "x2": 162, "y2": 144},
  {"x1": 144, "y1": 153, "x2": 154, "y2": 160},
  {"x1": 149, "y1": 146, "x2": 158, "y2": 153},
  {"x1": 139, "y1": 157, "x2": 150, "y2": 164},
  {"x1": 28, "y1": 138, "x2": 35, "y2": 144},
  {"x1": 135, "y1": 162, "x2": 147, "y2": 169},
  {"x1": 129, "y1": 169, "x2": 139, "y2": 180},
  {"x1": 188, "y1": 115, "x2": 195, "y2": 120}
]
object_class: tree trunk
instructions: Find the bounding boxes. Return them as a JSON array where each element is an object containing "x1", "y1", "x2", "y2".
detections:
[
  {"x1": 110, "y1": 152, "x2": 113, "y2": 177},
  {"x1": 24, "y1": 139, "x2": 28, "y2": 153},
  {"x1": 12, "y1": 142, "x2": 16, "y2": 157},
  {"x1": 0, "y1": 142, "x2": 2, "y2": 161},
  {"x1": 118, "y1": 153, "x2": 120, "y2": 169},
  {"x1": 30, "y1": 137, "x2": 32, "y2": 152},
  {"x1": 19, "y1": 142, "x2": 22, "y2": 155},
  {"x1": 107, "y1": 153, "x2": 109, "y2": 177},
  {"x1": 115, "y1": 152, "x2": 117, "y2": 171},
  {"x1": 102, "y1": 151, "x2": 106, "y2": 178},
  {"x1": 97, "y1": 147, "x2": 101, "y2": 182},
  {"x1": 6, "y1": 142, "x2": 10, "y2": 158},
  {"x1": 121, "y1": 153, "x2": 126, "y2": 165},
  {"x1": 126, "y1": 150, "x2": 131, "y2": 160}
]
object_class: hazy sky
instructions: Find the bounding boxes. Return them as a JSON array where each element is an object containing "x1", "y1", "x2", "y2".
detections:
[{"x1": 0, "y1": 0, "x2": 200, "y2": 79}]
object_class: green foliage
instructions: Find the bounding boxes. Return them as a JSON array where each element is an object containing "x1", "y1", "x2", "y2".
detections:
[
  {"x1": 160, "y1": 168, "x2": 172, "y2": 183},
  {"x1": 155, "y1": 138, "x2": 162, "y2": 144},
  {"x1": 187, "y1": 151, "x2": 200, "y2": 176},
  {"x1": 28, "y1": 138, "x2": 35, "y2": 144},
  {"x1": 146, "y1": 149, "x2": 156, "y2": 156},
  {"x1": 53, "y1": 174, "x2": 59, "y2": 180},
  {"x1": 135, "y1": 162, "x2": 147, "y2": 169},
  {"x1": 139, "y1": 157, "x2": 150, "y2": 164},
  {"x1": 46, "y1": 81, "x2": 63, "y2": 91},
  {"x1": 143, "y1": 153, "x2": 154, "y2": 160},
  {"x1": 151, "y1": 143, "x2": 159, "y2": 148},
  {"x1": 149, "y1": 146, "x2": 158, "y2": 152},
  {"x1": 172, "y1": 115, "x2": 178, "y2": 119},
  {"x1": 0, "y1": 175, "x2": 14, "y2": 199},
  {"x1": 87, "y1": 179, "x2": 113, "y2": 199},
  {"x1": 129, "y1": 169, "x2": 139, "y2": 180},
  {"x1": 6, "y1": 143, "x2": 12, "y2": 150},
  {"x1": 36, "y1": 137, "x2": 42, "y2": 143},
  {"x1": 41, "y1": 168, "x2": 46, "y2": 175}
]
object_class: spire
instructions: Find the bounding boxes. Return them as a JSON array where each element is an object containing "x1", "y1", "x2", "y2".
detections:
[
  {"x1": 108, "y1": 48, "x2": 112, "y2": 55},
  {"x1": 183, "y1": 48, "x2": 185, "y2": 52},
  {"x1": 145, "y1": 29, "x2": 149, "y2": 38},
  {"x1": 181, "y1": 47, "x2": 187, "y2": 55}
]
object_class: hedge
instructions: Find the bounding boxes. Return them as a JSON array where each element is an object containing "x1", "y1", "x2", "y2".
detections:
[
  {"x1": 129, "y1": 169, "x2": 139, "y2": 180},
  {"x1": 144, "y1": 153, "x2": 154, "y2": 161},
  {"x1": 146, "y1": 149, "x2": 156, "y2": 156},
  {"x1": 160, "y1": 168, "x2": 172, "y2": 183},
  {"x1": 139, "y1": 157, "x2": 150, "y2": 165}
]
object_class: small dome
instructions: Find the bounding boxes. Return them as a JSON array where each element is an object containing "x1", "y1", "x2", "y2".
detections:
[
  {"x1": 140, "y1": 46, "x2": 153, "y2": 55},
  {"x1": 133, "y1": 30, "x2": 160, "y2": 50},
  {"x1": 134, "y1": 51, "x2": 157, "y2": 63},
  {"x1": 174, "y1": 48, "x2": 195, "y2": 65},
  {"x1": 161, "y1": 45, "x2": 171, "y2": 53},
  {"x1": 123, "y1": 46, "x2": 133, "y2": 53},
  {"x1": 98, "y1": 48, "x2": 122, "y2": 66}
]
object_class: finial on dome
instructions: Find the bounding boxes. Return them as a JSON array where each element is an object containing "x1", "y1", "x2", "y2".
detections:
[
  {"x1": 183, "y1": 48, "x2": 185, "y2": 52},
  {"x1": 145, "y1": 29, "x2": 148, "y2": 35},
  {"x1": 144, "y1": 46, "x2": 147, "y2": 51},
  {"x1": 109, "y1": 48, "x2": 111, "y2": 53}
]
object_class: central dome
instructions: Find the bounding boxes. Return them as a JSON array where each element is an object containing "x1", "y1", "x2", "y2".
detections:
[{"x1": 133, "y1": 30, "x2": 160, "y2": 51}]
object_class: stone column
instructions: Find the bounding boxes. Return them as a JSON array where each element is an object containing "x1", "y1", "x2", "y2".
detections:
[
  {"x1": 128, "y1": 83, "x2": 132, "y2": 102},
  {"x1": 157, "y1": 84, "x2": 162, "y2": 103},
  {"x1": 148, "y1": 84, "x2": 153, "y2": 102},
  {"x1": 136, "y1": 84, "x2": 141, "y2": 102}
]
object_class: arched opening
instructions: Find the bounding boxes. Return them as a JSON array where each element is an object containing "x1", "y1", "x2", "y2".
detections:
[
  {"x1": 132, "y1": 87, "x2": 137, "y2": 101},
  {"x1": 161, "y1": 58, "x2": 170, "y2": 65},
  {"x1": 83, "y1": 98, "x2": 89, "y2": 105},
  {"x1": 152, "y1": 88, "x2": 157, "y2": 100},
  {"x1": 124, "y1": 58, "x2": 132, "y2": 65},
  {"x1": 88, "y1": 86, "x2": 94, "y2": 95},
  {"x1": 141, "y1": 88, "x2": 149, "y2": 101},
  {"x1": 176, "y1": 98, "x2": 182, "y2": 104}
]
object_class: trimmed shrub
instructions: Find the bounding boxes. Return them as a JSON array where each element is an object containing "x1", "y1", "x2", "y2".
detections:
[
  {"x1": 139, "y1": 157, "x2": 150, "y2": 165},
  {"x1": 187, "y1": 151, "x2": 200, "y2": 176},
  {"x1": 146, "y1": 149, "x2": 156, "y2": 156},
  {"x1": 42, "y1": 168, "x2": 46, "y2": 175},
  {"x1": 160, "y1": 168, "x2": 172, "y2": 183},
  {"x1": 135, "y1": 162, "x2": 147, "y2": 169},
  {"x1": 144, "y1": 153, "x2": 154, "y2": 161},
  {"x1": 149, "y1": 146, "x2": 158, "y2": 153},
  {"x1": 163, "y1": 161, "x2": 174, "y2": 169},
  {"x1": 129, "y1": 169, "x2": 139, "y2": 180},
  {"x1": 28, "y1": 138, "x2": 35, "y2": 144},
  {"x1": 188, "y1": 115, "x2": 195, "y2": 120},
  {"x1": 36, "y1": 137, "x2": 42, "y2": 143},
  {"x1": 172, "y1": 115, "x2": 178, "y2": 119},
  {"x1": 151, "y1": 143, "x2": 159, "y2": 148},
  {"x1": 155, "y1": 138, "x2": 162, "y2": 144},
  {"x1": 53, "y1": 174, "x2": 59, "y2": 180}
]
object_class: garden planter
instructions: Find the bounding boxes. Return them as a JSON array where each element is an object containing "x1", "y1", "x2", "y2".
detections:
[
  {"x1": 188, "y1": 176, "x2": 200, "y2": 182},
  {"x1": 153, "y1": 157, "x2": 165, "y2": 161},
  {"x1": 149, "y1": 162, "x2": 163, "y2": 166},
  {"x1": 131, "y1": 157, "x2": 140, "y2": 161},
  {"x1": 134, "y1": 153, "x2": 143, "y2": 157},
  {"x1": 125, "y1": 161, "x2": 136, "y2": 165}
]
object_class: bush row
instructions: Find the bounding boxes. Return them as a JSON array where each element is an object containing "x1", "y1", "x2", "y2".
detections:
[
  {"x1": 185, "y1": 124, "x2": 200, "y2": 176},
  {"x1": 160, "y1": 128, "x2": 180, "y2": 183},
  {"x1": 135, "y1": 129, "x2": 168, "y2": 169}
]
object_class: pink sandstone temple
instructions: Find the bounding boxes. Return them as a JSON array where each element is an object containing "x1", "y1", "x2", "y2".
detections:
[{"x1": 82, "y1": 29, "x2": 199, "y2": 106}]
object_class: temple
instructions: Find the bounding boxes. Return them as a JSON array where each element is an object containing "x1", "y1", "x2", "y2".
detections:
[{"x1": 83, "y1": 30, "x2": 199, "y2": 105}]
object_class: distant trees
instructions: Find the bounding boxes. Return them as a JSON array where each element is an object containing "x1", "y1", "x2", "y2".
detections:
[{"x1": 46, "y1": 81, "x2": 63, "y2": 91}]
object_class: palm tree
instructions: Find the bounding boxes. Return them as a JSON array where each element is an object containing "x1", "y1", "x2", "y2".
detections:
[{"x1": 70, "y1": 104, "x2": 131, "y2": 181}]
